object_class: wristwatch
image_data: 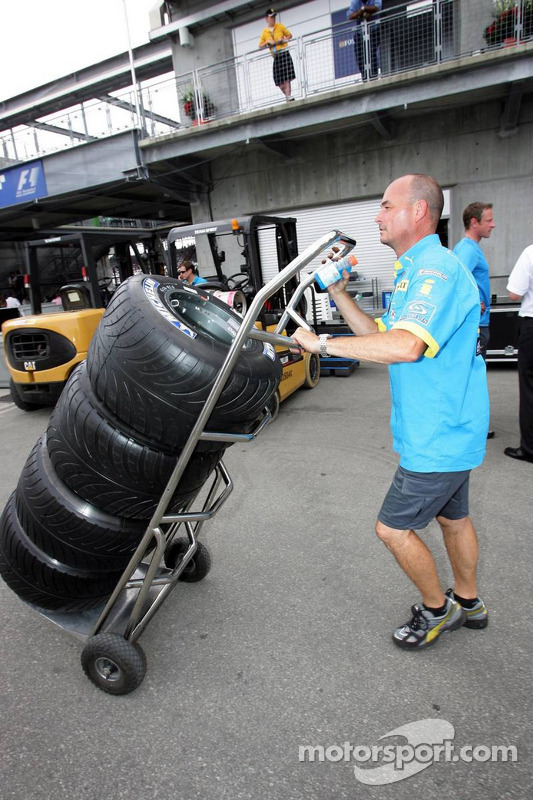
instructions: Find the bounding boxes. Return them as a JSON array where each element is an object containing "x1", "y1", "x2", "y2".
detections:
[{"x1": 318, "y1": 334, "x2": 331, "y2": 358}]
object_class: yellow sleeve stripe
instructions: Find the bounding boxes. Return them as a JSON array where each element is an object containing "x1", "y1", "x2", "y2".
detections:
[
  {"x1": 376, "y1": 317, "x2": 387, "y2": 332},
  {"x1": 393, "y1": 321, "x2": 440, "y2": 358}
]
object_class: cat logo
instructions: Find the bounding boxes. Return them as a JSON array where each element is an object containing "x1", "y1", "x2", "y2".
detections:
[{"x1": 24, "y1": 361, "x2": 36, "y2": 371}]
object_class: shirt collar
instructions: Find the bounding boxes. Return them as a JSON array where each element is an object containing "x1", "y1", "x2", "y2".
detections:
[{"x1": 397, "y1": 234, "x2": 441, "y2": 274}]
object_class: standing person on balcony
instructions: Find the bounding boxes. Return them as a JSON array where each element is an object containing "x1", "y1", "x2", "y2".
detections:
[
  {"x1": 258, "y1": 8, "x2": 296, "y2": 101},
  {"x1": 292, "y1": 174, "x2": 489, "y2": 649},
  {"x1": 504, "y1": 244, "x2": 533, "y2": 463},
  {"x1": 453, "y1": 202, "x2": 496, "y2": 439},
  {"x1": 347, "y1": 1, "x2": 382, "y2": 81}
]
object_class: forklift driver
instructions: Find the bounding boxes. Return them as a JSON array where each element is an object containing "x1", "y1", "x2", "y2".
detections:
[{"x1": 178, "y1": 260, "x2": 207, "y2": 286}]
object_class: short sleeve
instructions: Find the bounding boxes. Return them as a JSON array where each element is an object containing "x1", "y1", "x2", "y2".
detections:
[
  {"x1": 392, "y1": 258, "x2": 464, "y2": 358},
  {"x1": 507, "y1": 247, "x2": 533, "y2": 296}
]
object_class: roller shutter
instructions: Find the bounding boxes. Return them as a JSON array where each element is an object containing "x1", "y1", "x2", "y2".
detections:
[
  {"x1": 259, "y1": 192, "x2": 450, "y2": 294},
  {"x1": 259, "y1": 197, "x2": 397, "y2": 293}
]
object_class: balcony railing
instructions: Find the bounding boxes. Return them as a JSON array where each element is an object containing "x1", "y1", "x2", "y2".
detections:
[{"x1": 1, "y1": 0, "x2": 532, "y2": 164}]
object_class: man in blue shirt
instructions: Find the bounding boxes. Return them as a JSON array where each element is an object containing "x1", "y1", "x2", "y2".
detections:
[
  {"x1": 453, "y1": 202, "x2": 495, "y2": 356},
  {"x1": 178, "y1": 260, "x2": 207, "y2": 286},
  {"x1": 293, "y1": 174, "x2": 489, "y2": 650},
  {"x1": 454, "y1": 202, "x2": 495, "y2": 438},
  {"x1": 347, "y1": 1, "x2": 382, "y2": 80}
]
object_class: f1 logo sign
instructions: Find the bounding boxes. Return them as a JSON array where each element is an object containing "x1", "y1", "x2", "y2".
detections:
[{"x1": 17, "y1": 168, "x2": 39, "y2": 193}]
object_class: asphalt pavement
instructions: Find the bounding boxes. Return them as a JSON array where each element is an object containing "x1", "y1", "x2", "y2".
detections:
[{"x1": 0, "y1": 362, "x2": 531, "y2": 800}]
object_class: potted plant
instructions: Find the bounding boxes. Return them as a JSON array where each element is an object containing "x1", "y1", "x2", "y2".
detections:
[
  {"x1": 484, "y1": 0, "x2": 533, "y2": 46},
  {"x1": 181, "y1": 88, "x2": 216, "y2": 122}
]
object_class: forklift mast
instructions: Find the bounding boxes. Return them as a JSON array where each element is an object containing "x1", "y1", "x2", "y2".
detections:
[
  {"x1": 22, "y1": 229, "x2": 170, "y2": 314},
  {"x1": 167, "y1": 215, "x2": 299, "y2": 323}
]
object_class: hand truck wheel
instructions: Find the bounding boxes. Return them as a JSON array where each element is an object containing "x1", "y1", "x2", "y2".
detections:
[
  {"x1": 81, "y1": 633, "x2": 147, "y2": 695},
  {"x1": 164, "y1": 537, "x2": 212, "y2": 582}
]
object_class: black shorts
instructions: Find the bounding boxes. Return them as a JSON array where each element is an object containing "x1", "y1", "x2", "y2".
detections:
[
  {"x1": 273, "y1": 50, "x2": 296, "y2": 86},
  {"x1": 378, "y1": 466, "x2": 471, "y2": 531}
]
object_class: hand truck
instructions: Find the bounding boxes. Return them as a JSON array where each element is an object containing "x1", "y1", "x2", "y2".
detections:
[{"x1": 32, "y1": 229, "x2": 356, "y2": 694}]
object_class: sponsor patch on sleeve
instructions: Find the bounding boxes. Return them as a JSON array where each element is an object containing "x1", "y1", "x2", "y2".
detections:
[
  {"x1": 417, "y1": 268, "x2": 448, "y2": 281},
  {"x1": 401, "y1": 300, "x2": 437, "y2": 327}
]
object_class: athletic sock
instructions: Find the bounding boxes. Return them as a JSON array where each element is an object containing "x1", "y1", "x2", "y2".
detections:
[
  {"x1": 423, "y1": 602, "x2": 448, "y2": 617},
  {"x1": 451, "y1": 591, "x2": 478, "y2": 610}
]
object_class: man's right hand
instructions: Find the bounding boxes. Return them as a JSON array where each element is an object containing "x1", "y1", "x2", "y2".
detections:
[{"x1": 327, "y1": 270, "x2": 351, "y2": 297}]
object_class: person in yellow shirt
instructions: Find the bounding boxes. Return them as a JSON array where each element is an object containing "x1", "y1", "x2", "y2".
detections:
[{"x1": 258, "y1": 8, "x2": 296, "y2": 100}]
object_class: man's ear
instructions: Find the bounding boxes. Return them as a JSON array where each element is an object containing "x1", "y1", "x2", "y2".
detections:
[{"x1": 415, "y1": 199, "x2": 428, "y2": 222}]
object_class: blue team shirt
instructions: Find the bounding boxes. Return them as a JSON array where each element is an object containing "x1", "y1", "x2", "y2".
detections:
[
  {"x1": 453, "y1": 237, "x2": 490, "y2": 326},
  {"x1": 192, "y1": 275, "x2": 207, "y2": 285},
  {"x1": 380, "y1": 234, "x2": 489, "y2": 472}
]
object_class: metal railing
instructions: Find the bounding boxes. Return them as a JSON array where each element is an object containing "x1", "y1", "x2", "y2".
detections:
[{"x1": 1, "y1": 0, "x2": 532, "y2": 163}]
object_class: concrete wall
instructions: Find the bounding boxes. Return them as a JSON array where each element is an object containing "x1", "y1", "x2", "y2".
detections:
[{"x1": 197, "y1": 94, "x2": 533, "y2": 276}]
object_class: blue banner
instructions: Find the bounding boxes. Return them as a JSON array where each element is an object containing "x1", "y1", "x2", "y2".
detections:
[
  {"x1": 0, "y1": 160, "x2": 48, "y2": 208},
  {"x1": 332, "y1": 9, "x2": 357, "y2": 79}
]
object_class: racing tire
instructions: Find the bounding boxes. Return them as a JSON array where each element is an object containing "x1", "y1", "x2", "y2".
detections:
[
  {"x1": 16, "y1": 436, "x2": 146, "y2": 572},
  {"x1": 303, "y1": 353, "x2": 320, "y2": 389},
  {"x1": 0, "y1": 492, "x2": 122, "y2": 612},
  {"x1": 46, "y1": 363, "x2": 223, "y2": 520},
  {"x1": 85, "y1": 275, "x2": 281, "y2": 452}
]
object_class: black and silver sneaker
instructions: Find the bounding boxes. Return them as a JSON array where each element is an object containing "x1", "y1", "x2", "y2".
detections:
[
  {"x1": 393, "y1": 597, "x2": 466, "y2": 649},
  {"x1": 445, "y1": 588, "x2": 488, "y2": 629}
]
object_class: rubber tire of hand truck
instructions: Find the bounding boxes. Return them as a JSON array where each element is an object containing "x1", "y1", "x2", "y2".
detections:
[
  {"x1": 164, "y1": 537, "x2": 212, "y2": 582},
  {"x1": 9, "y1": 379, "x2": 42, "y2": 411},
  {"x1": 85, "y1": 275, "x2": 281, "y2": 453},
  {"x1": 46, "y1": 363, "x2": 223, "y2": 520},
  {"x1": 303, "y1": 353, "x2": 320, "y2": 389},
  {"x1": 81, "y1": 633, "x2": 147, "y2": 695},
  {"x1": 0, "y1": 492, "x2": 123, "y2": 611},
  {"x1": 15, "y1": 435, "x2": 146, "y2": 572}
]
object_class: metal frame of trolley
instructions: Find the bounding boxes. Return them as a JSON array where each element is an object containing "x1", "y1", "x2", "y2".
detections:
[{"x1": 32, "y1": 229, "x2": 356, "y2": 694}]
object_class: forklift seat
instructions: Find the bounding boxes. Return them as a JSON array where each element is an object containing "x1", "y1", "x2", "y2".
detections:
[{"x1": 59, "y1": 284, "x2": 92, "y2": 311}]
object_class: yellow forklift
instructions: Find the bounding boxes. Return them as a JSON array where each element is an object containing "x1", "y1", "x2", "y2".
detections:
[{"x1": 2, "y1": 229, "x2": 167, "y2": 410}]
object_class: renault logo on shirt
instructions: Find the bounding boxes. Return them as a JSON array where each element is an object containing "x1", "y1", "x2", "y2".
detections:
[{"x1": 404, "y1": 300, "x2": 436, "y2": 326}]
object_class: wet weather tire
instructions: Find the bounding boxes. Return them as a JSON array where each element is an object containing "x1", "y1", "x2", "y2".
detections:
[
  {"x1": 46, "y1": 364, "x2": 223, "y2": 519},
  {"x1": 85, "y1": 275, "x2": 281, "y2": 452},
  {"x1": 81, "y1": 633, "x2": 147, "y2": 695},
  {"x1": 16, "y1": 436, "x2": 145, "y2": 572},
  {"x1": 0, "y1": 492, "x2": 122, "y2": 611}
]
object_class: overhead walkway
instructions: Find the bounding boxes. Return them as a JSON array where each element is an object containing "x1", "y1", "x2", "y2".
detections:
[{"x1": 1, "y1": 3, "x2": 532, "y2": 239}]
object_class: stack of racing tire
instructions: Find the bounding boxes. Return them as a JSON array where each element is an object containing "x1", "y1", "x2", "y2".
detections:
[{"x1": 0, "y1": 275, "x2": 281, "y2": 612}]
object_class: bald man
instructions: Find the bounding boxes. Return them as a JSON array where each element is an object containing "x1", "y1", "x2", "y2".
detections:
[{"x1": 294, "y1": 174, "x2": 489, "y2": 650}]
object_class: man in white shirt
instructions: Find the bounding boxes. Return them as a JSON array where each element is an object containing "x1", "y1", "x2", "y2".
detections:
[
  {"x1": 505, "y1": 245, "x2": 533, "y2": 462},
  {"x1": 4, "y1": 291, "x2": 21, "y2": 309}
]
